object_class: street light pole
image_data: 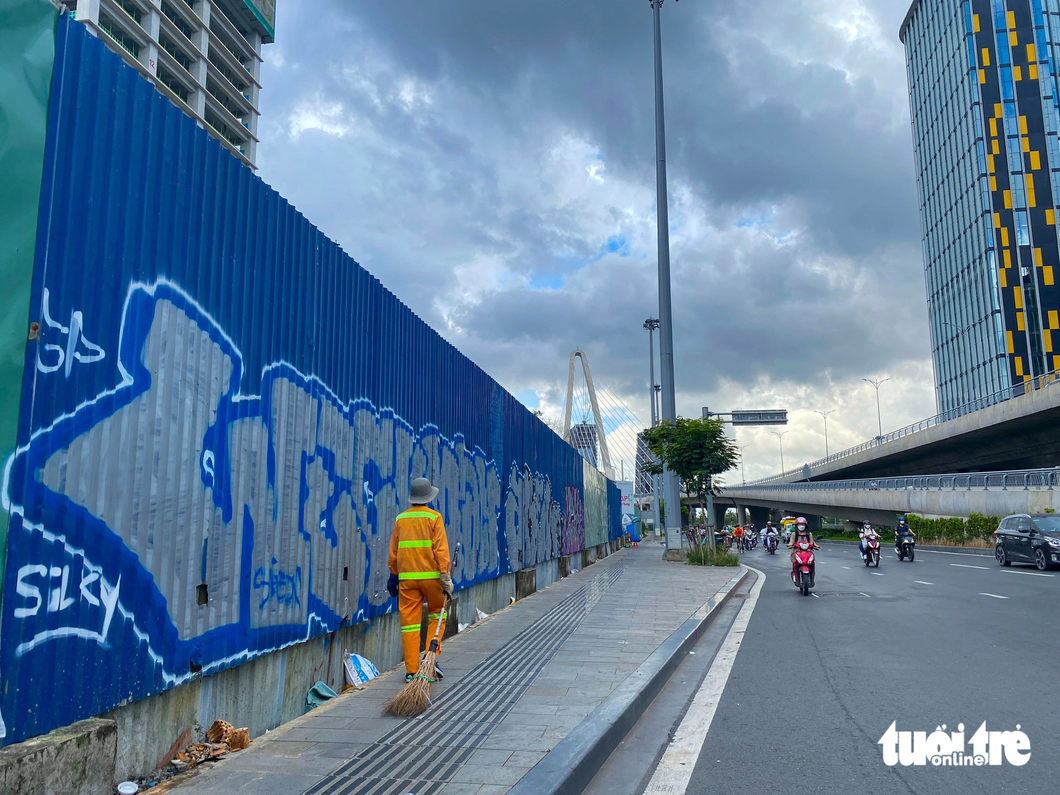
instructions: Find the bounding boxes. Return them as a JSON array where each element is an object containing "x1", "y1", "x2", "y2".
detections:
[
  {"x1": 643, "y1": 318, "x2": 662, "y2": 538},
  {"x1": 862, "y1": 377, "x2": 889, "y2": 440},
  {"x1": 771, "y1": 431, "x2": 789, "y2": 474},
  {"x1": 814, "y1": 409, "x2": 835, "y2": 458},
  {"x1": 650, "y1": 0, "x2": 682, "y2": 554},
  {"x1": 643, "y1": 319, "x2": 659, "y2": 427},
  {"x1": 738, "y1": 445, "x2": 747, "y2": 485}
]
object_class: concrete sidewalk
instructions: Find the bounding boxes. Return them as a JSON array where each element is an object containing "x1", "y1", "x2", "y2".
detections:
[{"x1": 165, "y1": 543, "x2": 742, "y2": 795}]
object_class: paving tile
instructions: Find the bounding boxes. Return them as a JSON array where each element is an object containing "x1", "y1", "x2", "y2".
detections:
[
  {"x1": 467, "y1": 749, "x2": 514, "y2": 766},
  {"x1": 450, "y1": 764, "x2": 532, "y2": 786},
  {"x1": 504, "y1": 750, "x2": 546, "y2": 768},
  {"x1": 314, "y1": 742, "x2": 373, "y2": 759},
  {"x1": 437, "y1": 784, "x2": 485, "y2": 795}
]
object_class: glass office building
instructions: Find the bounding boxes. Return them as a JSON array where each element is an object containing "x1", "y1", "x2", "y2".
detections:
[{"x1": 901, "y1": 0, "x2": 1060, "y2": 413}]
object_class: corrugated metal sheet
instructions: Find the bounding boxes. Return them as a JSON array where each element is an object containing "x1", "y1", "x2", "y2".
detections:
[
  {"x1": 0, "y1": 1, "x2": 58, "y2": 702},
  {"x1": 0, "y1": 14, "x2": 621, "y2": 746}
]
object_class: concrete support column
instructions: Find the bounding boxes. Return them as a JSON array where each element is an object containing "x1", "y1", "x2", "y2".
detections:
[
  {"x1": 713, "y1": 503, "x2": 728, "y2": 531},
  {"x1": 748, "y1": 506, "x2": 770, "y2": 528}
]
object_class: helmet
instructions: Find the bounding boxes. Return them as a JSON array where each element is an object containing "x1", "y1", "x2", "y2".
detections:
[
  {"x1": 898, "y1": 515, "x2": 907, "y2": 523},
  {"x1": 863, "y1": 521, "x2": 872, "y2": 528},
  {"x1": 766, "y1": 520, "x2": 773, "y2": 526},
  {"x1": 796, "y1": 516, "x2": 807, "y2": 526}
]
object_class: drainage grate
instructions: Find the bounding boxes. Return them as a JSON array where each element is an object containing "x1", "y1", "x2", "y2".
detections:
[{"x1": 303, "y1": 559, "x2": 631, "y2": 794}]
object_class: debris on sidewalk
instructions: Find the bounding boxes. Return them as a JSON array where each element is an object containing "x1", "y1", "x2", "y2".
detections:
[
  {"x1": 306, "y1": 680, "x2": 339, "y2": 711},
  {"x1": 205, "y1": 719, "x2": 250, "y2": 751},
  {"x1": 118, "y1": 720, "x2": 251, "y2": 792},
  {"x1": 343, "y1": 649, "x2": 380, "y2": 688}
]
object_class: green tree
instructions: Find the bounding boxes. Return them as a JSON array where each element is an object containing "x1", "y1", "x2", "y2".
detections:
[{"x1": 641, "y1": 417, "x2": 740, "y2": 549}]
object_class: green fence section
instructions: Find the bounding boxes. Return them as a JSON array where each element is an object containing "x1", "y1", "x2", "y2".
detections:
[
  {"x1": 0, "y1": 0, "x2": 58, "y2": 609},
  {"x1": 583, "y1": 459, "x2": 609, "y2": 548}
]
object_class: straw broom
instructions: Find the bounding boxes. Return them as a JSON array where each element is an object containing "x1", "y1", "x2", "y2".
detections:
[{"x1": 384, "y1": 597, "x2": 449, "y2": 717}]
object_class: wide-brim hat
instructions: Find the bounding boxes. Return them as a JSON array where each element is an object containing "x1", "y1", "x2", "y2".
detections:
[{"x1": 410, "y1": 477, "x2": 439, "y2": 504}]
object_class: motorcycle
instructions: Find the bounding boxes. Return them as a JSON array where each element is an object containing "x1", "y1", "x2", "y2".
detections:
[
  {"x1": 863, "y1": 536, "x2": 880, "y2": 567},
  {"x1": 897, "y1": 534, "x2": 915, "y2": 562},
  {"x1": 766, "y1": 535, "x2": 778, "y2": 554},
  {"x1": 791, "y1": 540, "x2": 817, "y2": 596}
]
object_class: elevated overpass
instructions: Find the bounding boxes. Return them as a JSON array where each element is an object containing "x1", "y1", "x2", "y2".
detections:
[
  {"x1": 750, "y1": 374, "x2": 1060, "y2": 485},
  {"x1": 719, "y1": 468, "x2": 1060, "y2": 525}
]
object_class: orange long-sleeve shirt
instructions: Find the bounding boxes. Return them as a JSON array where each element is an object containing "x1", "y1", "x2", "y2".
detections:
[{"x1": 388, "y1": 505, "x2": 451, "y2": 580}]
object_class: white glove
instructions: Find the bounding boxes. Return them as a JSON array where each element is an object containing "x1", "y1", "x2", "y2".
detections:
[{"x1": 440, "y1": 573, "x2": 454, "y2": 597}]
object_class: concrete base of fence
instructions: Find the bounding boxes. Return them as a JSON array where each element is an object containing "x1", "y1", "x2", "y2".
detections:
[
  {"x1": 516, "y1": 568, "x2": 537, "y2": 600},
  {"x1": 0, "y1": 718, "x2": 116, "y2": 795},
  {"x1": 97, "y1": 548, "x2": 608, "y2": 782}
]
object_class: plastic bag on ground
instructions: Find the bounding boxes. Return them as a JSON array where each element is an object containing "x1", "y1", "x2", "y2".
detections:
[
  {"x1": 306, "y1": 680, "x2": 339, "y2": 711},
  {"x1": 343, "y1": 650, "x2": 380, "y2": 688}
]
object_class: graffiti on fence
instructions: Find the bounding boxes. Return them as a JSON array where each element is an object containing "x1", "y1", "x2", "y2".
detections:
[{"x1": 2, "y1": 280, "x2": 586, "y2": 740}]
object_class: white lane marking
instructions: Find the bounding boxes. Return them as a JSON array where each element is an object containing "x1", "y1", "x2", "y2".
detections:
[
  {"x1": 642, "y1": 566, "x2": 765, "y2": 795},
  {"x1": 950, "y1": 563, "x2": 989, "y2": 570},
  {"x1": 914, "y1": 581, "x2": 934, "y2": 585},
  {"x1": 811, "y1": 593, "x2": 819, "y2": 598},
  {"x1": 979, "y1": 592, "x2": 1009, "y2": 599},
  {"x1": 1001, "y1": 570, "x2": 1053, "y2": 577},
  {"x1": 841, "y1": 566, "x2": 851, "y2": 570},
  {"x1": 871, "y1": 572, "x2": 885, "y2": 576},
  {"x1": 859, "y1": 592, "x2": 871, "y2": 598},
  {"x1": 917, "y1": 549, "x2": 995, "y2": 558}
]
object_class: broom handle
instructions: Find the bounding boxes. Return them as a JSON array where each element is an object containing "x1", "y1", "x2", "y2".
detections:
[
  {"x1": 427, "y1": 595, "x2": 449, "y2": 654},
  {"x1": 427, "y1": 548, "x2": 457, "y2": 654}
]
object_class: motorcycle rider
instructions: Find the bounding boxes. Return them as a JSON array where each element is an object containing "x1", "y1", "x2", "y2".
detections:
[
  {"x1": 763, "y1": 521, "x2": 779, "y2": 551},
  {"x1": 858, "y1": 521, "x2": 878, "y2": 561},
  {"x1": 894, "y1": 515, "x2": 916, "y2": 554},
  {"x1": 787, "y1": 517, "x2": 819, "y2": 578}
]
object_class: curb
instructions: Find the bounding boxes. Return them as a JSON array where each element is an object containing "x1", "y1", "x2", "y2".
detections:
[
  {"x1": 508, "y1": 568, "x2": 750, "y2": 795},
  {"x1": 821, "y1": 538, "x2": 994, "y2": 556}
]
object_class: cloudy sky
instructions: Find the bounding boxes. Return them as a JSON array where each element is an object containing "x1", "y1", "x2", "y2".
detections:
[{"x1": 254, "y1": 0, "x2": 934, "y2": 483}]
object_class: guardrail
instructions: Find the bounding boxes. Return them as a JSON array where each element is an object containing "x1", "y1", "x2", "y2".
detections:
[
  {"x1": 745, "y1": 369, "x2": 1060, "y2": 486},
  {"x1": 726, "y1": 466, "x2": 1060, "y2": 493}
]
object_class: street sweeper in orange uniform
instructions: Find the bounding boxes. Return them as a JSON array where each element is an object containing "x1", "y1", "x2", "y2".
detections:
[{"x1": 387, "y1": 477, "x2": 453, "y2": 682}]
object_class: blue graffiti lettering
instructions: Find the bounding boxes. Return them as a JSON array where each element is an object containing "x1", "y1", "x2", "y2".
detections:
[{"x1": 253, "y1": 559, "x2": 302, "y2": 610}]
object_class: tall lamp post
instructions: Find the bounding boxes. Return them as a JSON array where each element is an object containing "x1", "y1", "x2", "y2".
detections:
[
  {"x1": 814, "y1": 409, "x2": 835, "y2": 458},
  {"x1": 643, "y1": 319, "x2": 660, "y2": 427},
  {"x1": 649, "y1": 0, "x2": 682, "y2": 554},
  {"x1": 771, "y1": 430, "x2": 789, "y2": 474},
  {"x1": 643, "y1": 318, "x2": 662, "y2": 538},
  {"x1": 738, "y1": 445, "x2": 747, "y2": 485},
  {"x1": 862, "y1": 377, "x2": 889, "y2": 440}
]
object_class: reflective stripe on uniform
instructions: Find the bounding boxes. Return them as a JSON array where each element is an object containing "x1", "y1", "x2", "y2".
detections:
[
  {"x1": 398, "y1": 511, "x2": 437, "y2": 519},
  {"x1": 401, "y1": 624, "x2": 422, "y2": 633},
  {"x1": 398, "y1": 539, "x2": 433, "y2": 548},
  {"x1": 427, "y1": 612, "x2": 443, "y2": 620},
  {"x1": 399, "y1": 571, "x2": 440, "y2": 580}
]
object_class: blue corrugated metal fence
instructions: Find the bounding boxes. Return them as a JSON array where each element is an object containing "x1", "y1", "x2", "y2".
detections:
[{"x1": 0, "y1": 15, "x2": 621, "y2": 746}]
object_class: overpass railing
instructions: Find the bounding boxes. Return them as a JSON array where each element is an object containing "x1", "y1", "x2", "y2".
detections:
[
  {"x1": 726, "y1": 467, "x2": 1060, "y2": 494},
  {"x1": 745, "y1": 368, "x2": 1060, "y2": 486}
]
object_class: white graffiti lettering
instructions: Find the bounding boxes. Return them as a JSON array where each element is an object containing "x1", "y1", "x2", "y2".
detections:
[{"x1": 35, "y1": 287, "x2": 106, "y2": 376}]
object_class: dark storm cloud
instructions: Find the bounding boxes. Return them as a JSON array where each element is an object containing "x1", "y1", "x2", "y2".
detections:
[{"x1": 255, "y1": 0, "x2": 935, "y2": 440}]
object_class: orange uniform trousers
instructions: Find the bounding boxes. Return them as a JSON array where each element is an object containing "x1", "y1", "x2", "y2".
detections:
[{"x1": 399, "y1": 579, "x2": 447, "y2": 675}]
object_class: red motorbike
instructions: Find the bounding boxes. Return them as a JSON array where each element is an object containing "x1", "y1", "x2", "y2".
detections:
[
  {"x1": 791, "y1": 540, "x2": 818, "y2": 596},
  {"x1": 863, "y1": 535, "x2": 880, "y2": 568}
]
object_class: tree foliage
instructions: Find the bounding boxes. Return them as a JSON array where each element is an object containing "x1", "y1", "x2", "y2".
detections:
[
  {"x1": 641, "y1": 416, "x2": 740, "y2": 490},
  {"x1": 641, "y1": 417, "x2": 740, "y2": 547}
]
